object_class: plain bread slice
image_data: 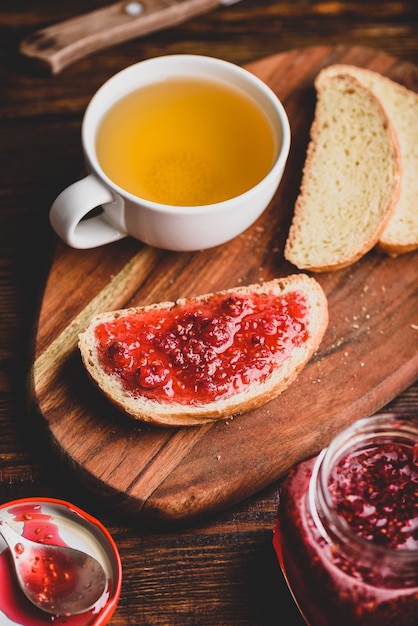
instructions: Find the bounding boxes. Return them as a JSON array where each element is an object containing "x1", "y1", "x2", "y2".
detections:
[
  {"x1": 284, "y1": 72, "x2": 401, "y2": 271},
  {"x1": 317, "y1": 64, "x2": 418, "y2": 256}
]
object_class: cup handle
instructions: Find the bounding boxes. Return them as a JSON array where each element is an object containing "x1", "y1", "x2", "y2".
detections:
[{"x1": 49, "y1": 174, "x2": 127, "y2": 249}]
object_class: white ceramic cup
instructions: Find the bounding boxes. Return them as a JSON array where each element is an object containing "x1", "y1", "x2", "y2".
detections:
[{"x1": 49, "y1": 55, "x2": 291, "y2": 251}]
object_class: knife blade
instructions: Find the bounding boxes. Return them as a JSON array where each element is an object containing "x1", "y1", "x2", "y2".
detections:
[{"x1": 19, "y1": 0, "x2": 243, "y2": 75}]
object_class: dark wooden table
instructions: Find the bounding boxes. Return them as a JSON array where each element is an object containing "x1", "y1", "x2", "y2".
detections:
[{"x1": 1, "y1": 2, "x2": 417, "y2": 624}]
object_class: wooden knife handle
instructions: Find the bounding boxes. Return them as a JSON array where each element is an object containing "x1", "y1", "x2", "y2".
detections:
[{"x1": 19, "y1": 0, "x2": 220, "y2": 74}]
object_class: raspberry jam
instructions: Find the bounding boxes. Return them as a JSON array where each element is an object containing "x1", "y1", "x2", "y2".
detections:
[
  {"x1": 94, "y1": 290, "x2": 309, "y2": 404},
  {"x1": 273, "y1": 415, "x2": 418, "y2": 625}
]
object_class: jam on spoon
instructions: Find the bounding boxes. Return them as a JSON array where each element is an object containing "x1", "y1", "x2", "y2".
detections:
[{"x1": 0, "y1": 519, "x2": 107, "y2": 616}]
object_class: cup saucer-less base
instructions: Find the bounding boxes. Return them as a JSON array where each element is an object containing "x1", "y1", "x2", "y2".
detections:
[{"x1": 0, "y1": 497, "x2": 122, "y2": 626}]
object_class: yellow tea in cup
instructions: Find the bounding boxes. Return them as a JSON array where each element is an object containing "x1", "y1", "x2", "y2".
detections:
[
  {"x1": 50, "y1": 55, "x2": 290, "y2": 251},
  {"x1": 96, "y1": 77, "x2": 276, "y2": 206}
]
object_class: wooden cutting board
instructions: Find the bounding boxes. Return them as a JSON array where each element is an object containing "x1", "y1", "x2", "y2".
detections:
[{"x1": 30, "y1": 45, "x2": 418, "y2": 525}]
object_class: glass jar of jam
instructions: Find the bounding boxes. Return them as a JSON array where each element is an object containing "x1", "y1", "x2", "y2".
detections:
[{"x1": 273, "y1": 414, "x2": 418, "y2": 625}]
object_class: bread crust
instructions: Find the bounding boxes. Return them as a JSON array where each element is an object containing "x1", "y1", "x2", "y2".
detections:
[
  {"x1": 284, "y1": 72, "x2": 401, "y2": 271},
  {"x1": 78, "y1": 275, "x2": 328, "y2": 427}
]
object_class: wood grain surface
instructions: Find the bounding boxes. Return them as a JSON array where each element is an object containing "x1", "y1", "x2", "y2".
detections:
[
  {"x1": 3, "y1": 3, "x2": 418, "y2": 624},
  {"x1": 30, "y1": 45, "x2": 418, "y2": 525}
]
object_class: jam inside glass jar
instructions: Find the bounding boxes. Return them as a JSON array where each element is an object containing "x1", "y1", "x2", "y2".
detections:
[{"x1": 273, "y1": 415, "x2": 418, "y2": 625}]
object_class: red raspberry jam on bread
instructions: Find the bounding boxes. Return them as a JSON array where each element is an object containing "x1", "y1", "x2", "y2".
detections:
[
  {"x1": 94, "y1": 290, "x2": 308, "y2": 404},
  {"x1": 79, "y1": 276, "x2": 328, "y2": 426}
]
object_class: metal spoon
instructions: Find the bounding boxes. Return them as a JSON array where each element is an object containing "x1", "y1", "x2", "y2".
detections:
[{"x1": 0, "y1": 519, "x2": 107, "y2": 616}]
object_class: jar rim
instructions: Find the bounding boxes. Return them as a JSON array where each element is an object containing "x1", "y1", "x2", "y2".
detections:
[{"x1": 310, "y1": 414, "x2": 418, "y2": 571}]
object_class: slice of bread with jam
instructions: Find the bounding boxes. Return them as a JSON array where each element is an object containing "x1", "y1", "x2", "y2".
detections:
[{"x1": 78, "y1": 275, "x2": 328, "y2": 427}]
